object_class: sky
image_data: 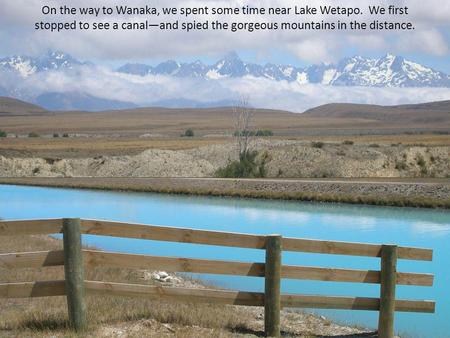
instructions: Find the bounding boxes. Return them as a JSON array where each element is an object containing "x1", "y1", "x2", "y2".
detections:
[
  {"x1": 1, "y1": 0, "x2": 450, "y2": 69},
  {"x1": 1, "y1": 0, "x2": 450, "y2": 111}
]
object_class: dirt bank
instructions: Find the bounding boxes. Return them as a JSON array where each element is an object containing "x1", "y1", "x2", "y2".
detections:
[{"x1": 0, "y1": 140, "x2": 449, "y2": 178}]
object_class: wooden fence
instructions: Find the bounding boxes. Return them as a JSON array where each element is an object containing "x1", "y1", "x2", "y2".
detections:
[{"x1": 0, "y1": 218, "x2": 435, "y2": 337}]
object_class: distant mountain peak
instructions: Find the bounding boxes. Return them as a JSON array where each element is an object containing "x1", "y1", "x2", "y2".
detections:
[
  {"x1": 0, "y1": 50, "x2": 83, "y2": 77},
  {"x1": 222, "y1": 51, "x2": 241, "y2": 61},
  {"x1": 46, "y1": 50, "x2": 67, "y2": 58}
]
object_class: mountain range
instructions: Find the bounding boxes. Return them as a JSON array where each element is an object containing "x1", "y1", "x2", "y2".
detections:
[
  {"x1": 2, "y1": 50, "x2": 449, "y2": 88},
  {"x1": 117, "y1": 51, "x2": 450, "y2": 88},
  {"x1": 0, "y1": 50, "x2": 450, "y2": 111}
]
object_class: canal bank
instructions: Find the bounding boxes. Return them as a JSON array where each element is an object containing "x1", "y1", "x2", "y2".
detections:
[{"x1": 0, "y1": 177, "x2": 449, "y2": 208}]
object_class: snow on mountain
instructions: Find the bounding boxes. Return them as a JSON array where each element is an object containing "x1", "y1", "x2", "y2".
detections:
[
  {"x1": 116, "y1": 52, "x2": 450, "y2": 88},
  {"x1": 0, "y1": 51, "x2": 84, "y2": 77},
  {"x1": 0, "y1": 56, "x2": 37, "y2": 77},
  {"x1": 329, "y1": 54, "x2": 450, "y2": 87}
]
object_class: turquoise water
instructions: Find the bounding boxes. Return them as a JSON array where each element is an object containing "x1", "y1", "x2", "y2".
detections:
[{"x1": 0, "y1": 184, "x2": 449, "y2": 337}]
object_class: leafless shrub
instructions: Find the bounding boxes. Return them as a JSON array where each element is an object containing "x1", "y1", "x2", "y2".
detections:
[{"x1": 233, "y1": 96, "x2": 253, "y2": 159}]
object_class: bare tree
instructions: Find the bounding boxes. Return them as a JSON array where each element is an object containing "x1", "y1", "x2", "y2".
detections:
[{"x1": 233, "y1": 96, "x2": 253, "y2": 159}]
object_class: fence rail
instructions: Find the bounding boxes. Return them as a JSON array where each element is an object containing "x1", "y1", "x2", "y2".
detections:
[
  {"x1": 0, "y1": 250, "x2": 434, "y2": 286},
  {"x1": 0, "y1": 218, "x2": 433, "y2": 260},
  {"x1": 0, "y1": 218, "x2": 435, "y2": 337}
]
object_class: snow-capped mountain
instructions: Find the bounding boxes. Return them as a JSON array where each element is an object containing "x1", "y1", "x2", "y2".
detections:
[
  {"x1": 0, "y1": 51, "x2": 84, "y2": 77},
  {"x1": 1, "y1": 50, "x2": 450, "y2": 111},
  {"x1": 1, "y1": 50, "x2": 449, "y2": 87},
  {"x1": 117, "y1": 52, "x2": 450, "y2": 88},
  {"x1": 329, "y1": 54, "x2": 450, "y2": 87}
]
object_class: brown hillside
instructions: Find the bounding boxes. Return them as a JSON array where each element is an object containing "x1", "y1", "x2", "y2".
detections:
[{"x1": 0, "y1": 97, "x2": 47, "y2": 116}]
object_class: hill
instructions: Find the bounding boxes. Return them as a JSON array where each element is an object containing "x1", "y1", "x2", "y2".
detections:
[
  {"x1": 0, "y1": 97, "x2": 448, "y2": 137},
  {"x1": 303, "y1": 100, "x2": 450, "y2": 124},
  {"x1": 0, "y1": 97, "x2": 47, "y2": 116},
  {"x1": 35, "y1": 92, "x2": 138, "y2": 111}
]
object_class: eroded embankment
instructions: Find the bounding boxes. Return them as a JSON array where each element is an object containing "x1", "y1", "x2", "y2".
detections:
[{"x1": 0, "y1": 140, "x2": 449, "y2": 178}]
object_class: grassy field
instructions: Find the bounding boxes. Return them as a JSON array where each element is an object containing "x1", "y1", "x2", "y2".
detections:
[
  {"x1": 0, "y1": 137, "x2": 230, "y2": 158},
  {"x1": 1, "y1": 134, "x2": 449, "y2": 159},
  {"x1": 1, "y1": 105, "x2": 448, "y2": 138},
  {"x1": 281, "y1": 134, "x2": 450, "y2": 146}
]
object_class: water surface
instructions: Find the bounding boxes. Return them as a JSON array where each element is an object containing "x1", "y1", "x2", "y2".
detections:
[{"x1": 1, "y1": 184, "x2": 449, "y2": 337}]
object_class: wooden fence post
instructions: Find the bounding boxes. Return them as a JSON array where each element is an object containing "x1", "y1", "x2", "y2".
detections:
[
  {"x1": 264, "y1": 235, "x2": 282, "y2": 337},
  {"x1": 378, "y1": 245, "x2": 398, "y2": 338},
  {"x1": 63, "y1": 218, "x2": 87, "y2": 331}
]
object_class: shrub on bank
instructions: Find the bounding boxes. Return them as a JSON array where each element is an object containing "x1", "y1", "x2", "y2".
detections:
[
  {"x1": 416, "y1": 155, "x2": 428, "y2": 175},
  {"x1": 255, "y1": 129, "x2": 274, "y2": 137},
  {"x1": 311, "y1": 141, "x2": 324, "y2": 149},
  {"x1": 233, "y1": 129, "x2": 274, "y2": 137},
  {"x1": 183, "y1": 129, "x2": 195, "y2": 137},
  {"x1": 215, "y1": 150, "x2": 269, "y2": 178},
  {"x1": 0, "y1": 130, "x2": 6, "y2": 137},
  {"x1": 395, "y1": 160, "x2": 407, "y2": 171},
  {"x1": 28, "y1": 132, "x2": 40, "y2": 138}
]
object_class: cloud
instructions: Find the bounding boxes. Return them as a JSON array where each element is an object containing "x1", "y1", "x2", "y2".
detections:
[
  {"x1": 1, "y1": 0, "x2": 450, "y2": 63},
  {"x1": 2, "y1": 65, "x2": 450, "y2": 112},
  {"x1": 287, "y1": 38, "x2": 336, "y2": 63},
  {"x1": 397, "y1": 29, "x2": 449, "y2": 56}
]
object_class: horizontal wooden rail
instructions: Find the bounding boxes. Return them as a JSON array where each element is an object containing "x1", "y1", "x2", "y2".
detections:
[
  {"x1": 84, "y1": 250, "x2": 433, "y2": 286},
  {"x1": 0, "y1": 280, "x2": 66, "y2": 298},
  {"x1": 0, "y1": 280, "x2": 435, "y2": 313},
  {"x1": 81, "y1": 219, "x2": 267, "y2": 249},
  {"x1": 283, "y1": 266, "x2": 433, "y2": 286},
  {"x1": 84, "y1": 280, "x2": 264, "y2": 306},
  {"x1": 85, "y1": 250, "x2": 264, "y2": 277},
  {"x1": 0, "y1": 219, "x2": 63, "y2": 236},
  {"x1": 0, "y1": 219, "x2": 432, "y2": 260},
  {"x1": 80, "y1": 219, "x2": 432, "y2": 261},
  {"x1": 0, "y1": 250, "x2": 64, "y2": 269},
  {"x1": 0, "y1": 249, "x2": 433, "y2": 286},
  {"x1": 282, "y1": 238, "x2": 432, "y2": 261},
  {"x1": 84, "y1": 281, "x2": 434, "y2": 313},
  {"x1": 281, "y1": 294, "x2": 435, "y2": 313}
]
